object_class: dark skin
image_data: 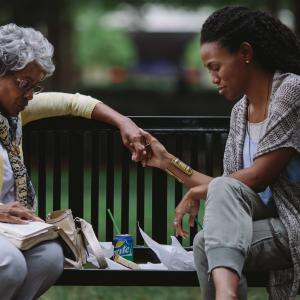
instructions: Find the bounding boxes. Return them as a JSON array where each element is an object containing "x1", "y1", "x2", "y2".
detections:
[
  {"x1": 142, "y1": 41, "x2": 294, "y2": 300},
  {"x1": 0, "y1": 62, "x2": 148, "y2": 224},
  {"x1": 0, "y1": 63, "x2": 44, "y2": 223}
]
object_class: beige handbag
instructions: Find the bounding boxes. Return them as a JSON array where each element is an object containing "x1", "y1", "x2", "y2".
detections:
[{"x1": 46, "y1": 209, "x2": 107, "y2": 269}]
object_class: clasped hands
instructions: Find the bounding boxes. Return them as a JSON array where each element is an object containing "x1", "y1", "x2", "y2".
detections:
[
  {"x1": 119, "y1": 118, "x2": 152, "y2": 162},
  {"x1": 128, "y1": 129, "x2": 203, "y2": 238}
]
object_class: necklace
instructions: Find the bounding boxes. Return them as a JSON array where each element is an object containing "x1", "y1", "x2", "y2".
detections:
[{"x1": 246, "y1": 77, "x2": 272, "y2": 164}]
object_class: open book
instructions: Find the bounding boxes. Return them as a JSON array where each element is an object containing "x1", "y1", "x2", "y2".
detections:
[{"x1": 0, "y1": 221, "x2": 58, "y2": 250}]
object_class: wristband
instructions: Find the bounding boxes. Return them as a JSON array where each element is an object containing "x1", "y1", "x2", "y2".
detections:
[{"x1": 170, "y1": 158, "x2": 193, "y2": 176}]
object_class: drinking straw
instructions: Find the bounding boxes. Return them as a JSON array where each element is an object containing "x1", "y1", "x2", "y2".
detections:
[
  {"x1": 195, "y1": 218, "x2": 203, "y2": 230},
  {"x1": 107, "y1": 209, "x2": 121, "y2": 235}
]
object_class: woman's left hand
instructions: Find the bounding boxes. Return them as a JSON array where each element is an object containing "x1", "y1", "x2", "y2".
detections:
[
  {"x1": 174, "y1": 185, "x2": 206, "y2": 238},
  {"x1": 119, "y1": 117, "x2": 149, "y2": 161}
]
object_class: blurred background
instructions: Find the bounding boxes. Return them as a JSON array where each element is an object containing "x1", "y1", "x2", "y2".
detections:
[
  {"x1": 1, "y1": 0, "x2": 299, "y2": 117},
  {"x1": 2, "y1": 1, "x2": 299, "y2": 299}
]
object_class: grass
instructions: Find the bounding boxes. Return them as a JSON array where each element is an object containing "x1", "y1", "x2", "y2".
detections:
[{"x1": 41, "y1": 286, "x2": 271, "y2": 300}]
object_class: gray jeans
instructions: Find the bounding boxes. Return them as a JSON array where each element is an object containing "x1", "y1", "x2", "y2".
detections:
[
  {"x1": 193, "y1": 177, "x2": 292, "y2": 300},
  {"x1": 0, "y1": 236, "x2": 64, "y2": 300}
]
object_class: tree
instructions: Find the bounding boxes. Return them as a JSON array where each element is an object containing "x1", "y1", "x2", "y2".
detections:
[
  {"x1": 0, "y1": 0, "x2": 76, "y2": 91},
  {"x1": 0, "y1": 0, "x2": 298, "y2": 91}
]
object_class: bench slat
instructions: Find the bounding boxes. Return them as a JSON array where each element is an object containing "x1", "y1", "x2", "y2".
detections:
[
  {"x1": 91, "y1": 132, "x2": 100, "y2": 237},
  {"x1": 69, "y1": 131, "x2": 84, "y2": 217},
  {"x1": 53, "y1": 132, "x2": 62, "y2": 211},
  {"x1": 38, "y1": 132, "x2": 46, "y2": 218},
  {"x1": 106, "y1": 132, "x2": 115, "y2": 241}
]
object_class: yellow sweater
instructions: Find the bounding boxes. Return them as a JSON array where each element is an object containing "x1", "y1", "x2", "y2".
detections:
[{"x1": 0, "y1": 92, "x2": 100, "y2": 194}]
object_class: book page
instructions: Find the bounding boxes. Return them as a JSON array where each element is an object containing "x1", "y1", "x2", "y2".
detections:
[{"x1": 0, "y1": 221, "x2": 55, "y2": 239}]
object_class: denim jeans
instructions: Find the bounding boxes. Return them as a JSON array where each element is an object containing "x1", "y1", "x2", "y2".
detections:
[{"x1": 193, "y1": 177, "x2": 292, "y2": 299}]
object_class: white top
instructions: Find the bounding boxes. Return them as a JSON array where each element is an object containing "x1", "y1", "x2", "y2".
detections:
[
  {"x1": 0, "y1": 142, "x2": 15, "y2": 203},
  {"x1": 243, "y1": 118, "x2": 273, "y2": 207},
  {"x1": 247, "y1": 118, "x2": 268, "y2": 143}
]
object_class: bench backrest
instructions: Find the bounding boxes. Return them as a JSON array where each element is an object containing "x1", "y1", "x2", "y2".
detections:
[{"x1": 23, "y1": 116, "x2": 229, "y2": 246}]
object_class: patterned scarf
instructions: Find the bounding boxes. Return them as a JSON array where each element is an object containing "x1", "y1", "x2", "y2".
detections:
[{"x1": 0, "y1": 112, "x2": 36, "y2": 209}]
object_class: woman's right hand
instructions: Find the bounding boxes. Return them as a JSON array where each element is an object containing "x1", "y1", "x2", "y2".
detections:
[
  {"x1": 139, "y1": 129, "x2": 173, "y2": 169},
  {"x1": 174, "y1": 185, "x2": 206, "y2": 238},
  {"x1": 0, "y1": 202, "x2": 43, "y2": 224}
]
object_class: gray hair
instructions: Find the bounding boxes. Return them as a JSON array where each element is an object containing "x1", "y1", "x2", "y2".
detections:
[{"x1": 0, "y1": 23, "x2": 55, "y2": 77}]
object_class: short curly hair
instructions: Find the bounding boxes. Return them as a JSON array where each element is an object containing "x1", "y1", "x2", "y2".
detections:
[
  {"x1": 0, "y1": 23, "x2": 55, "y2": 76},
  {"x1": 200, "y1": 6, "x2": 300, "y2": 75}
]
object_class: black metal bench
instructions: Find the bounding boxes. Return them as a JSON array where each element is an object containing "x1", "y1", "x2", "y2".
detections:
[{"x1": 22, "y1": 116, "x2": 269, "y2": 287}]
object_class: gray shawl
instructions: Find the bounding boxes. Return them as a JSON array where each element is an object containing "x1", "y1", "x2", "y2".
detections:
[{"x1": 223, "y1": 71, "x2": 300, "y2": 299}]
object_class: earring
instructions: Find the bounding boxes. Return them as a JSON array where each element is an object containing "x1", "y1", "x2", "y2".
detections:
[{"x1": 245, "y1": 60, "x2": 250, "y2": 64}]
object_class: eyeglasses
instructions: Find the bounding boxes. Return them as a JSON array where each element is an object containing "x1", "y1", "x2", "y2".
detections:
[{"x1": 16, "y1": 78, "x2": 44, "y2": 95}]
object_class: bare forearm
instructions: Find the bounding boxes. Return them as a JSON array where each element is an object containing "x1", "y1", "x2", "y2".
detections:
[
  {"x1": 91, "y1": 102, "x2": 127, "y2": 129},
  {"x1": 229, "y1": 168, "x2": 264, "y2": 192},
  {"x1": 160, "y1": 152, "x2": 213, "y2": 189}
]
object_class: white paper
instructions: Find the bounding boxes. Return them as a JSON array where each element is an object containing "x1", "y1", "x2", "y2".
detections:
[
  {"x1": 0, "y1": 221, "x2": 54, "y2": 239},
  {"x1": 87, "y1": 242, "x2": 118, "y2": 269},
  {"x1": 138, "y1": 262, "x2": 168, "y2": 270},
  {"x1": 87, "y1": 232, "x2": 195, "y2": 271},
  {"x1": 86, "y1": 242, "x2": 114, "y2": 259},
  {"x1": 138, "y1": 226, "x2": 195, "y2": 271},
  {"x1": 105, "y1": 258, "x2": 129, "y2": 270}
]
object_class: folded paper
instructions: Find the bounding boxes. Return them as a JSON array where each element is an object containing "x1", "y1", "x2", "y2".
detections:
[{"x1": 139, "y1": 226, "x2": 195, "y2": 271}]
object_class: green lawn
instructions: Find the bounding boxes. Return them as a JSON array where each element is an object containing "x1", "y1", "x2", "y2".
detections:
[
  {"x1": 41, "y1": 286, "x2": 300, "y2": 299},
  {"x1": 41, "y1": 286, "x2": 270, "y2": 300}
]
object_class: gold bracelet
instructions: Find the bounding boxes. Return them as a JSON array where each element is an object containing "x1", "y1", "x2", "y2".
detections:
[
  {"x1": 165, "y1": 168, "x2": 184, "y2": 183},
  {"x1": 170, "y1": 158, "x2": 193, "y2": 176}
]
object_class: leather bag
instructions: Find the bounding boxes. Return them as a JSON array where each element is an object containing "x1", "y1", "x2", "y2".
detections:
[{"x1": 46, "y1": 209, "x2": 107, "y2": 269}]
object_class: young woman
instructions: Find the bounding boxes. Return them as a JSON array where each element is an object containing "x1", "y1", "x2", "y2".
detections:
[
  {"x1": 0, "y1": 23, "x2": 147, "y2": 299},
  {"x1": 141, "y1": 6, "x2": 300, "y2": 300}
]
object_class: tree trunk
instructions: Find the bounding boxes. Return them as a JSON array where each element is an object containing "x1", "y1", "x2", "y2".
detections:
[
  {"x1": 44, "y1": 0, "x2": 76, "y2": 92},
  {"x1": 4, "y1": 0, "x2": 76, "y2": 92},
  {"x1": 293, "y1": 0, "x2": 300, "y2": 38}
]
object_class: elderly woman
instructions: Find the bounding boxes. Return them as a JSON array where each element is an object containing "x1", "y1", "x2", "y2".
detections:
[{"x1": 0, "y1": 23, "x2": 146, "y2": 300}]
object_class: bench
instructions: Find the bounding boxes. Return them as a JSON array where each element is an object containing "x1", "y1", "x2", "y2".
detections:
[{"x1": 22, "y1": 116, "x2": 269, "y2": 287}]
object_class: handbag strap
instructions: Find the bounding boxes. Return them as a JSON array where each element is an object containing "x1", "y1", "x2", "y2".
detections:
[{"x1": 75, "y1": 218, "x2": 108, "y2": 269}]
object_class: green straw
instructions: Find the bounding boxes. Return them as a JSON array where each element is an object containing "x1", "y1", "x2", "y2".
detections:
[
  {"x1": 195, "y1": 218, "x2": 203, "y2": 230},
  {"x1": 107, "y1": 209, "x2": 121, "y2": 235}
]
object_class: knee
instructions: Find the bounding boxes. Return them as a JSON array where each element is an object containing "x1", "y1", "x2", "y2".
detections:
[
  {"x1": 193, "y1": 231, "x2": 208, "y2": 271},
  {"x1": 193, "y1": 231, "x2": 205, "y2": 260},
  {"x1": 36, "y1": 241, "x2": 64, "y2": 279},
  {"x1": 207, "y1": 177, "x2": 242, "y2": 203},
  {"x1": 44, "y1": 241, "x2": 64, "y2": 276},
  {"x1": 208, "y1": 176, "x2": 240, "y2": 193},
  {"x1": 1, "y1": 251, "x2": 28, "y2": 288}
]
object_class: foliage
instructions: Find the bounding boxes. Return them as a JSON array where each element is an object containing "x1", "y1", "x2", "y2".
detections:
[
  {"x1": 183, "y1": 35, "x2": 202, "y2": 69},
  {"x1": 73, "y1": 6, "x2": 137, "y2": 68},
  {"x1": 88, "y1": 0, "x2": 292, "y2": 10}
]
